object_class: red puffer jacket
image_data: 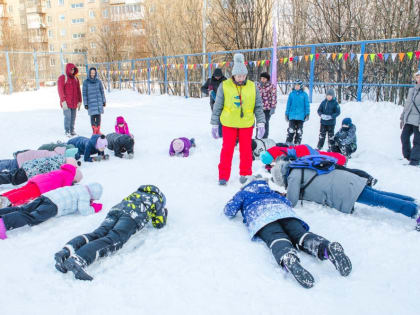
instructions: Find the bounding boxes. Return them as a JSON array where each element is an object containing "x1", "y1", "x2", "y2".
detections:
[{"x1": 57, "y1": 63, "x2": 82, "y2": 109}]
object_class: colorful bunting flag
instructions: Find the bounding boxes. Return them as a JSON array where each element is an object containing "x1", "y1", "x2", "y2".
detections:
[
  {"x1": 384, "y1": 53, "x2": 389, "y2": 61},
  {"x1": 309, "y1": 54, "x2": 314, "y2": 61},
  {"x1": 356, "y1": 54, "x2": 361, "y2": 62},
  {"x1": 338, "y1": 53, "x2": 343, "y2": 60},
  {"x1": 369, "y1": 53, "x2": 375, "y2": 62},
  {"x1": 398, "y1": 53, "x2": 405, "y2": 61},
  {"x1": 363, "y1": 54, "x2": 368, "y2": 62},
  {"x1": 283, "y1": 58, "x2": 288, "y2": 64},
  {"x1": 350, "y1": 53, "x2": 355, "y2": 61},
  {"x1": 407, "y1": 52, "x2": 413, "y2": 60},
  {"x1": 332, "y1": 53, "x2": 337, "y2": 61},
  {"x1": 377, "y1": 53, "x2": 383, "y2": 60},
  {"x1": 416, "y1": 51, "x2": 420, "y2": 60},
  {"x1": 305, "y1": 55, "x2": 309, "y2": 62},
  {"x1": 326, "y1": 53, "x2": 331, "y2": 60},
  {"x1": 315, "y1": 53, "x2": 320, "y2": 60},
  {"x1": 391, "y1": 53, "x2": 397, "y2": 61},
  {"x1": 344, "y1": 53, "x2": 349, "y2": 61}
]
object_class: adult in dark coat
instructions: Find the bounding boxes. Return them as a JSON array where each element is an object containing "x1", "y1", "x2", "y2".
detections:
[
  {"x1": 83, "y1": 67, "x2": 106, "y2": 135},
  {"x1": 106, "y1": 133, "x2": 135, "y2": 158},
  {"x1": 316, "y1": 89, "x2": 341, "y2": 150},
  {"x1": 57, "y1": 63, "x2": 82, "y2": 137},
  {"x1": 67, "y1": 135, "x2": 108, "y2": 162}
]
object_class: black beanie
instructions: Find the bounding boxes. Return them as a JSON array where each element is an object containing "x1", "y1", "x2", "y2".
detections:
[{"x1": 260, "y1": 72, "x2": 270, "y2": 81}]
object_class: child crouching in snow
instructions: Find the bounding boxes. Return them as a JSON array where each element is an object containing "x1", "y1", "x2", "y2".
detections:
[
  {"x1": 106, "y1": 132, "x2": 135, "y2": 159},
  {"x1": 169, "y1": 138, "x2": 195, "y2": 157},
  {"x1": 0, "y1": 164, "x2": 82, "y2": 208},
  {"x1": 224, "y1": 175, "x2": 352, "y2": 288},
  {"x1": 0, "y1": 183, "x2": 103, "y2": 240},
  {"x1": 54, "y1": 185, "x2": 168, "y2": 281}
]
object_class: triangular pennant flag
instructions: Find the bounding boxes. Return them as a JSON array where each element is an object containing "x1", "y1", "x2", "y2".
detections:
[
  {"x1": 384, "y1": 53, "x2": 389, "y2": 61},
  {"x1": 315, "y1": 53, "x2": 320, "y2": 60},
  {"x1": 398, "y1": 52, "x2": 405, "y2": 61},
  {"x1": 283, "y1": 57, "x2": 288, "y2": 64},
  {"x1": 304, "y1": 55, "x2": 309, "y2": 62},
  {"x1": 377, "y1": 53, "x2": 383, "y2": 60},
  {"x1": 226, "y1": 62, "x2": 230, "y2": 67},
  {"x1": 257, "y1": 60, "x2": 261, "y2": 66},
  {"x1": 221, "y1": 61, "x2": 226, "y2": 66},
  {"x1": 363, "y1": 54, "x2": 368, "y2": 62},
  {"x1": 326, "y1": 53, "x2": 331, "y2": 60},
  {"x1": 344, "y1": 53, "x2": 349, "y2": 61},
  {"x1": 193, "y1": 64, "x2": 197, "y2": 69},
  {"x1": 370, "y1": 53, "x2": 375, "y2": 62},
  {"x1": 244, "y1": 61, "x2": 248, "y2": 66},
  {"x1": 338, "y1": 53, "x2": 343, "y2": 60},
  {"x1": 350, "y1": 53, "x2": 355, "y2": 61},
  {"x1": 299, "y1": 56, "x2": 303, "y2": 62},
  {"x1": 391, "y1": 53, "x2": 397, "y2": 61},
  {"x1": 289, "y1": 57, "x2": 294, "y2": 62},
  {"x1": 310, "y1": 54, "x2": 314, "y2": 61},
  {"x1": 262, "y1": 60, "x2": 266, "y2": 66},
  {"x1": 266, "y1": 60, "x2": 270, "y2": 66},
  {"x1": 407, "y1": 52, "x2": 413, "y2": 60},
  {"x1": 331, "y1": 53, "x2": 336, "y2": 60},
  {"x1": 293, "y1": 56, "x2": 298, "y2": 62},
  {"x1": 204, "y1": 64, "x2": 208, "y2": 69},
  {"x1": 415, "y1": 51, "x2": 420, "y2": 60}
]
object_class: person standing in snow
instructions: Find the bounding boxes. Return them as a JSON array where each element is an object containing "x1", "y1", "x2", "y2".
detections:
[
  {"x1": 201, "y1": 68, "x2": 227, "y2": 138},
  {"x1": 53, "y1": 185, "x2": 168, "y2": 281},
  {"x1": 400, "y1": 70, "x2": 420, "y2": 166},
  {"x1": 257, "y1": 72, "x2": 277, "y2": 138},
  {"x1": 83, "y1": 67, "x2": 106, "y2": 135},
  {"x1": 285, "y1": 80, "x2": 310, "y2": 145},
  {"x1": 210, "y1": 53, "x2": 266, "y2": 185},
  {"x1": 316, "y1": 89, "x2": 341, "y2": 150},
  {"x1": 57, "y1": 63, "x2": 82, "y2": 137},
  {"x1": 0, "y1": 183, "x2": 103, "y2": 240},
  {"x1": 331, "y1": 118, "x2": 357, "y2": 158},
  {"x1": 224, "y1": 175, "x2": 352, "y2": 288}
]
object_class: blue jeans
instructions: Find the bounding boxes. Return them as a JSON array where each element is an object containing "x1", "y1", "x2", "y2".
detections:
[
  {"x1": 357, "y1": 186, "x2": 418, "y2": 218},
  {"x1": 63, "y1": 108, "x2": 77, "y2": 133},
  {"x1": 0, "y1": 159, "x2": 18, "y2": 172}
]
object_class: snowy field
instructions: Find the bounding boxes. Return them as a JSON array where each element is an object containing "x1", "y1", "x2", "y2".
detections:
[{"x1": 0, "y1": 88, "x2": 419, "y2": 315}]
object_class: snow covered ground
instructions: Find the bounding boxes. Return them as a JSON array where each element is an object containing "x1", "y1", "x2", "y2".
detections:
[{"x1": 0, "y1": 88, "x2": 419, "y2": 315}]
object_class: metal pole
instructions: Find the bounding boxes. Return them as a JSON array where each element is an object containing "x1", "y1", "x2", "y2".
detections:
[
  {"x1": 357, "y1": 43, "x2": 366, "y2": 102},
  {"x1": 107, "y1": 62, "x2": 111, "y2": 92},
  {"x1": 131, "y1": 60, "x2": 135, "y2": 91},
  {"x1": 33, "y1": 51, "x2": 40, "y2": 90},
  {"x1": 118, "y1": 61, "x2": 122, "y2": 90},
  {"x1": 147, "y1": 59, "x2": 151, "y2": 95},
  {"x1": 308, "y1": 46, "x2": 316, "y2": 103},
  {"x1": 5, "y1": 51, "x2": 13, "y2": 94},
  {"x1": 202, "y1": 0, "x2": 207, "y2": 84},
  {"x1": 60, "y1": 49, "x2": 64, "y2": 74},
  {"x1": 207, "y1": 53, "x2": 212, "y2": 79},
  {"x1": 163, "y1": 56, "x2": 168, "y2": 94},
  {"x1": 84, "y1": 52, "x2": 89, "y2": 80},
  {"x1": 184, "y1": 55, "x2": 189, "y2": 98}
]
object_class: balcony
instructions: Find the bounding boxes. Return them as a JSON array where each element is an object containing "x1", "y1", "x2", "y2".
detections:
[
  {"x1": 26, "y1": 5, "x2": 47, "y2": 15},
  {"x1": 29, "y1": 35, "x2": 48, "y2": 43}
]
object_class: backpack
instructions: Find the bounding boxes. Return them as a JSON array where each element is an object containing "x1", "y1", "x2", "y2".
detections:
[{"x1": 286, "y1": 155, "x2": 338, "y2": 204}]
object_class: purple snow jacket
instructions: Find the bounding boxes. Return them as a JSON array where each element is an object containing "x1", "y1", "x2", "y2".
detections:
[{"x1": 169, "y1": 138, "x2": 193, "y2": 157}]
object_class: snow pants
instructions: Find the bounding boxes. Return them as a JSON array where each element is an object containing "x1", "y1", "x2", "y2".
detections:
[
  {"x1": 0, "y1": 159, "x2": 18, "y2": 172},
  {"x1": 317, "y1": 124, "x2": 335, "y2": 149},
  {"x1": 219, "y1": 126, "x2": 253, "y2": 181},
  {"x1": 262, "y1": 110, "x2": 271, "y2": 139},
  {"x1": 401, "y1": 123, "x2": 420, "y2": 165},
  {"x1": 357, "y1": 186, "x2": 418, "y2": 218},
  {"x1": 0, "y1": 196, "x2": 57, "y2": 230},
  {"x1": 286, "y1": 120, "x2": 304, "y2": 145},
  {"x1": 64, "y1": 210, "x2": 138, "y2": 265},
  {"x1": 90, "y1": 114, "x2": 101, "y2": 127},
  {"x1": 331, "y1": 141, "x2": 357, "y2": 157},
  {"x1": 0, "y1": 168, "x2": 28, "y2": 186},
  {"x1": 2, "y1": 182, "x2": 41, "y2": 206},
  {"x1": 257, "y1": 218, "x2": 329, "y2": 264},
  {"x1": 63, "y1": 108, "x2": 77, "y2": 134}
]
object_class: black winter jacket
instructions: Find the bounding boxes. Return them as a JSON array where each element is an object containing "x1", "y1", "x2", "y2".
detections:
[{"x1": 106, "y1": 133, "x2": 134, "y2": 158}]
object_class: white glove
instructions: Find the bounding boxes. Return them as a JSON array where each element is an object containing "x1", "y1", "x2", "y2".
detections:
[
  {"x1": 62, "y1": 101, "x2": 68, "y2": 110},
  {"x1": 321, "y1": 114, "x2": 332, "y2": 120}
]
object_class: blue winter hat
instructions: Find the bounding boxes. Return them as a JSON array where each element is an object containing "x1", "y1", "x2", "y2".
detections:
[
  {"x1": 65, "y1": 148, "x2": 78, "y2": 158},
  {"x1": 260, "y1": 151, "x2": 274, "y2": 165},
  {"x1": 342, "y1": 118, "x2": 352, "y2": 126}
]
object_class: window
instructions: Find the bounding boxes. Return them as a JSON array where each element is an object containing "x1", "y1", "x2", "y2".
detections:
[
  {"x1": 59, "y1": 14, "x2": 65, "y2": 21},
  {"x1": 58, "y1": 0, "x2": 64, "y2": 6},
  {"x1": 89, "y1": 26, "x2": 96, "y2": 33},
  {"x1": 61, "y1": 43, "x2": 68, "y2": 49},
  {"x1": 71, "y1": 18, "x2": 84, "y2": 24},
  {"x1": 90, "y1": 42, "x2": 96, "y2": 49},
  {"x1": 89, "y1": 10, "x2": 95, "y2": 18},
  {"x1": 47, "y1": 16, "x2": 52, "y2": 25},
  {"x1": 46, "y1": 0, "x2": 51, "y2": 8},
  {"x1": 102, "y1": 9, "x2": 108, "y2": 18},
  {"x1": 49, "y1": 44, "x2": 54, "y2": 51},
  {"x1": 101, "y1": 0, "x2": 108, "y2": 3},
  {"x1": 71, "y1": 3, "x2": 84, "y2": 8},
  {"x1": 88, "y1": 0, "x2": 95, "y2": 2},
  {"x1": 72, "y1": 33, "x2": 85, "y2": 39},
  {"x1": 60, "y1": 29, "x2": 66, "y2": 36},
  {"x1": 50, "y1": 58, "x2": 56, "y2": 66},
  {"x1": 8, "y1": 5, "x2": 13, "y2": 13},
  {"x1": 48, "y1": 30, "x2": 53, "y2": 38}
]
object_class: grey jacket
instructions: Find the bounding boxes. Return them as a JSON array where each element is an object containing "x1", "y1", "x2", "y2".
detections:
[
  {"x1": 285, "y1": 167, "x2": 367, "y2": 214},
  {"x1": 210, "y1": 80, "x2": 266, "y2": 126},
  {"x1": 401, "y1": 84, "x2": 420, "y2": 127}
]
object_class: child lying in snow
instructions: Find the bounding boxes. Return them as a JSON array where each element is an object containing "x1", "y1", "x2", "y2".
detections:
[
  {"x1": 67, "y1": 135, "x2": 109, "y2": 162},
  {"x1": 0, "y1": 164, "x2": 82, "y2": 208},
  {"x1": 224, "y1": 175, "x2": 352, "y2": 288},
  {"x1": 54, "y1": 185, "x2": 168, "y2": 281},
  {"x1": 169, "y1": 138, "x2": 196, "y2": 157},
  {"x1": 0, "y1": 183, "x2": 103, "y2": 240}
]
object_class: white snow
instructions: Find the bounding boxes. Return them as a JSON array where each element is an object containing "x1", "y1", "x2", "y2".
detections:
[{"x1": 0, "y1": 88, "x2": 419, "y2": 315}]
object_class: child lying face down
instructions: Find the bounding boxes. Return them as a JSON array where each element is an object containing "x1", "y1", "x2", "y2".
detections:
[{"x1": 169, "y1": 138, "x2": 196, "y2": 157}]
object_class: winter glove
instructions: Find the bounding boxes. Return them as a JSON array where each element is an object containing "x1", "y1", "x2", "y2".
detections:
[
  {"x1": 270, "y1": 107, "x2": 276, "y2": 115},
  {"x1": 92, "y1": 155, "x2": 103, "y2": 162},
  {"x1": 210, "y1": 90, "x2": 216, "y2": 101},
  {"x1": 91, "y1": 203, "x2": 103, "y2": 213},
  {"x1": 62, "y1": 101, "x2": 68, "y2": 110},
  {"x1": 321, "y1": 114, "x2": 332, "y2": 120},
  {"x1": 84, "y1": 105, "x2": 88, "y2": 110},
  {"x1": 285, "y1": 114, "x2": 289, "y2": 122},
  {"x1": 127, "y1": 153, "x2": 134, "y2": 159},
  {"x1": 304, "y1": 115, "x2": 309, "y2": 122},
  {"x1": 256, "y1": 123, "x2": 265, "y2": 139},
  {"x1": 211, "y1": 125, "x2": 220, "y2": 139},
  {"x1": 103, "y1": 102, "x2": 106, "y2": 107},
  {"x1": 103, "y1": 154, "x2": 110, "y2": 161},
  {"x1": 77, "y1": 102, "x2": 82, "y2": 111}
]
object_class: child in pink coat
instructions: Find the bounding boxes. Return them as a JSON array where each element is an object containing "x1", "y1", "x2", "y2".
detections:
[
  {"x1": 0, "y1": 164, "x2": 82, "y2": 208},
  {"x1": 115, "y1": 116, "x2": 133, "y2": 138}
]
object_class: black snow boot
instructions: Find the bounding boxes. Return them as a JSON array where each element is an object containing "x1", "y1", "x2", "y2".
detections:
[
  {"x1": 367, "y1": 176, "x2": 378, "y2": 187},
  {"x1": 54, "y1": 248, "x2": 71, "y2": 273},
  {"x1": 281, "y1": 252, "x2": 314, "y2": 289},
  {"x1": 63, "y1": 255, "x2": 93, "y2": 281},
  {"x1": 324, "y1": 242, "x2": 352, "y2": 277}
]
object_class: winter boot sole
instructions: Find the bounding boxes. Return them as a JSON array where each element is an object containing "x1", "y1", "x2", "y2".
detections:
[
  {"x1": 63, "y1": 258, "x2": 93, "y2": 281},
  {"x1": 54, "y1": 251, "x2": 69, "y2": 274},
  {"x1": 284, "y1": 260, "x2": 315, "y2": 289},
  {"x1": 327, "y1": 242, "x2": 352, "y2": 277}
]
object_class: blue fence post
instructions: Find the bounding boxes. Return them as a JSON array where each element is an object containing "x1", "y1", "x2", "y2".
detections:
[
  {"x1": 207, "y1": 53, "x2": 212, "y2": 78},
  {"x1": 308, "y1": 45, "x2": 316, "y2": 103},
  {"x1": 84, "y1": 53, "x2": 89, "y2": 80},
  {"x1": 131, "y1": 59, "x2": 135, "y2": 91},
  {"x1": 107, "y1": 62, "x2": 111, "y2": 92},
  {"x1": 33, "y1": 51, "x2": 39, "y2": 90},
  {"x1": 5, "y1": 51, "x2": 13, "y2": 94},
  {"x1": 118, "y1": 61, "x2": 122, "y2": 90},
  {"x1": 60, "y1": 49, "x2": 64, "y2": 74},
  {"x1": 147, "y1": 59, "x2": 151, "y2": 95},
  {"x1": 163, "y1": 56, "x2": 168, "y2": 94},
  {"x1": 357, "y1": 43, "x2": 366, "y2": 102},
  {"x1": 184, "y1": 55, "x2": 189, "y2": 98}
]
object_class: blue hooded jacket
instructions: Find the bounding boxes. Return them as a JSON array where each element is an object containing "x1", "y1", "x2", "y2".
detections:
[
  {"x1": 224, "y1": 180, "x2": 308, "y2": 239},
  {"x1": 83, "y1": 67, "x2": 106, "y2": 116},
  {"x1": 317, "y1": 98, "x2": 341, "y2": 126},
  {"x1": 68, "y1": 135, "x2": 101, "y2": 162},
  {"x1": 285, "y1": 88, "x2": 310, "y2": 121}
]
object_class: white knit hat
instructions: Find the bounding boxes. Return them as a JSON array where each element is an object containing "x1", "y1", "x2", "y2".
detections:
[
  {"x1": 232, "y1": 53, "x2": 248, "y2": 76},
  {"x1": 415, "y1": 70, "x2": 420, "y2": 76}
]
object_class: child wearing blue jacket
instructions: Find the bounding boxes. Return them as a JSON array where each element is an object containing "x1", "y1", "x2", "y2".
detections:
[
  {"x1": 317, "y1": 89, "x2": 341, "y2": 150},
  {"x1": 224, "y1": 175, "x2": 352, "y2": 288},
  {"x1": 285, "y1": 80, "x2": 310, "y2": 145},
  {"x1": 68, "y1": 135, "x2": 109, "y2": 162}
]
